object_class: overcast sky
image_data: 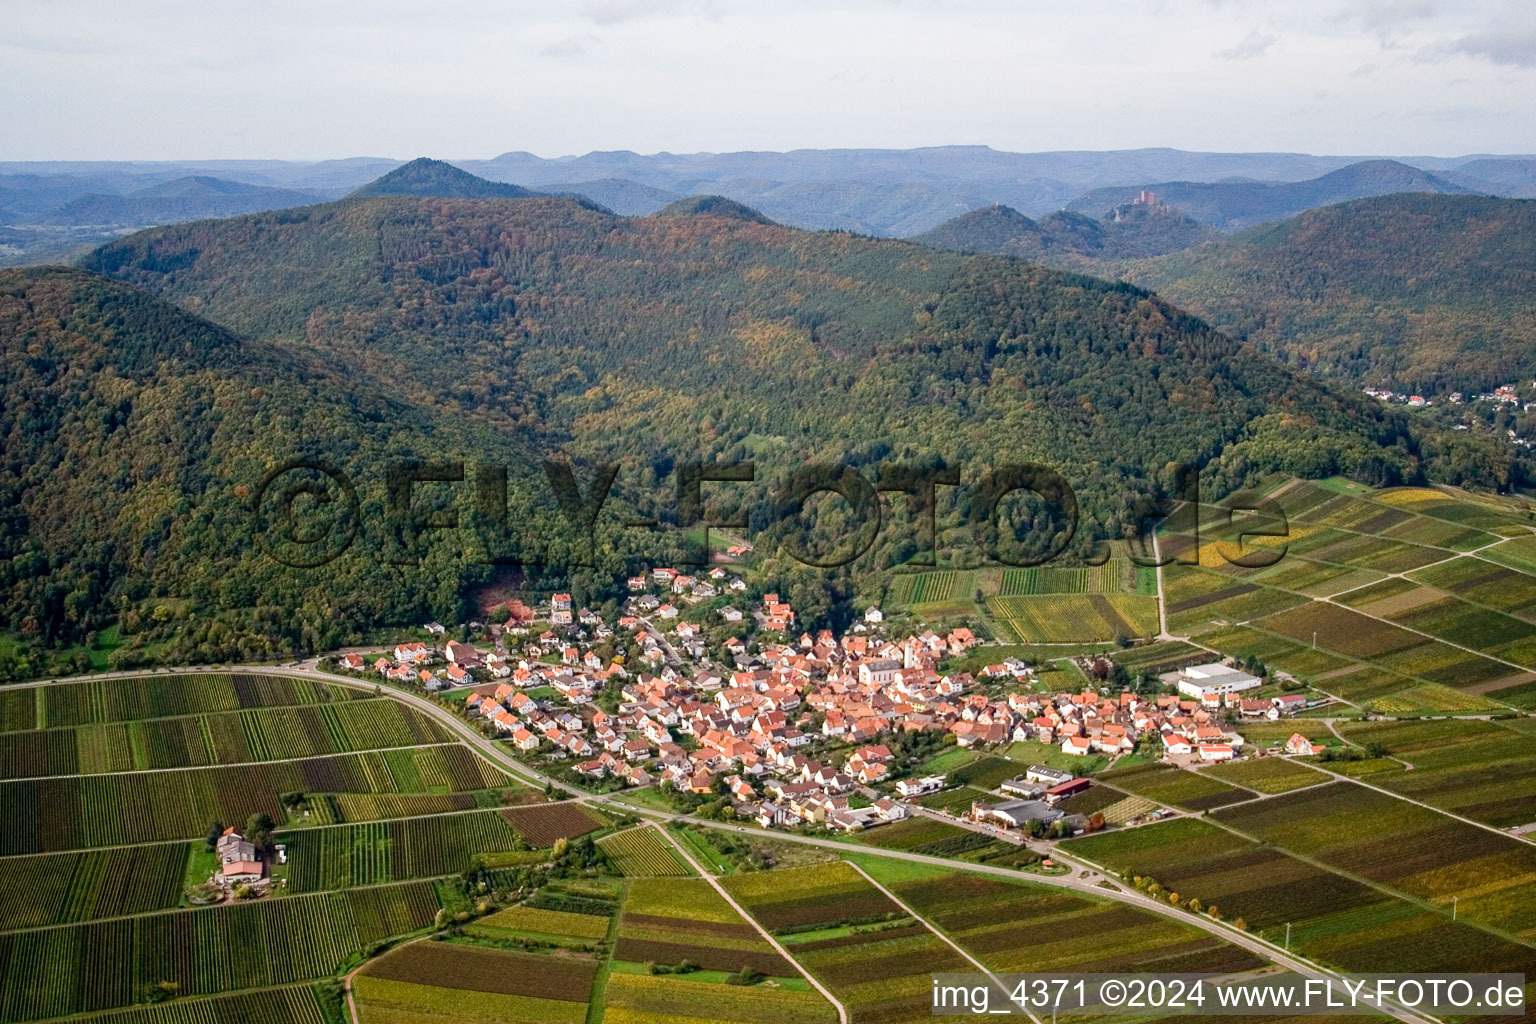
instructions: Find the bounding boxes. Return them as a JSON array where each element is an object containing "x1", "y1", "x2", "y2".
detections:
[{"x1": 3, "y1": 0, "x2": 1534, "y2": 161}]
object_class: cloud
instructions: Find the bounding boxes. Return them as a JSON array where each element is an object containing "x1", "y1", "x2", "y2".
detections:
[
  {"x1": 1430, "y1": 29, "x2": 1536, "y2": 68},
  {"x1": 541, "y1": 34, "x2": 596, "y2": 57},
  {"x1": 1215, "y1": 30, "x2": 1277, "y2": 60}
]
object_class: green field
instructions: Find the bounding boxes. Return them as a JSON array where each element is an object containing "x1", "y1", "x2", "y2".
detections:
[
  {"x1": 986, "y1": 595, "x2": 1159, "y2": 642},
  {"x1": 599, "y1": 827, "x2": 692, "y2": 877}
]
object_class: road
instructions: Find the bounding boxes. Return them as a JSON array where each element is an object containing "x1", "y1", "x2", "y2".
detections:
[
  {"x1": 652, "y1": 822, "x2": 849, "y2": 1024},
  {"x1": 0, "y1": 665, "x2": 1440, "y2": 1024}
]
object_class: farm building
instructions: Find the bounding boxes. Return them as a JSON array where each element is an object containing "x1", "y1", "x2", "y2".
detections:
[
  {"x1": 971, "y1": 798, "x2": 1063, "y2": 830},
  {"x1": 1171, "y1": 663, "x2": 1261, "y2": 700}
]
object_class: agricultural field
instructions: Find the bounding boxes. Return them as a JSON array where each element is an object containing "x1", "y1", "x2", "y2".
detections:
[
  {"x1": 946, "y1": 753, "x2": 1026, "y2": 789},
  {"x1": 1204, "y1": 757, "x2": 1330, "y2": 794},
  {"x1": 1157, "y1": 480, "x2": 1536, "y2": 711},
  {"x1": 599, "y1": 826, "x2": 692, "y2": 877},
  {"x1": 917, "y1": 784, "x2": 995, "y2": 813},
  {"x1": 27, "y1": 986, "x2": 332, "y2": 1024},
  {"x1": 279, "y1": 809, "x2": 529, "y2": 891},
  {"x1": 1098, "y1": 762, "x2": 1257, "y2": 811},
  {"x1": 860, "y1": 858, "x2": 1265, "y2": 977},
  {"x1": 1110, "y1": 640, "x2": 1206, "y2": 676},
  {"x1": 1330, "y1": 717, "x2": 1536, "y2": 827},
  {"x1": 1214, "y1": 781, "x2": 1536, "y2": 940},
  {"x1": 725, "y1": 862, "x2": 964, "y2": 1024},
  {"x1": 614, "y1": 877, "x2": 794, "y2": 978},
  {"x1": 602, "y1": 970, "x2": 838, "y2": 1024},
  {"x1": 1065, "y1": 817, "x2": 1536, "y2": 979},
  {"x1": 0, "y1": 881, "x2": 441, "y2": 1021},
  {"x1": 853, "y1": 818, "x2": 993, "y2": 859},
  {"x1": 355, "y1": 941, "x2": 596, "y2": 1024},
  {"x1": 721, "y1": 862, "x2": 902, "y2": 934},
  {"x1": 0, "y1": 843, "x2": 188, "y2": 929},
  {"x1": 468, "y1": 903, "x2": 610, "y2": 942},
  {"x1": 0, "y1": 745, "x2": 513, "y2": 854},
  {"x1": 997, "y1": 559, "x2": 1138, "y2": 595},
  {"x1": 0, "y1": 674, "x2": 353, "y2": 731},
  {"x1": 0, "y1": 698, "x2": 453, "y2": 778},
  {"x1": 886, "y1": 570, "x2": 971, "y2": 607},
  {"x1": 986, "y1": 594, "x2": 1159, "y2": 643},
  {"x1": 499, "y1": 802, "x2": 607, "y2": 846}
]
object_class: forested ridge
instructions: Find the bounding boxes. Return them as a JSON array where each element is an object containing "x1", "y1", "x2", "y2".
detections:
[
  {"x1": 1119, "y1": 193, "x2": 1536, "y2": 396},
  {"x1": 0, "y1": 190, "x2": 1440, "y2": 673}
]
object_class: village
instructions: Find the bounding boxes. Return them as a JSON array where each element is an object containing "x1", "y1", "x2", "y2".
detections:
[{"x1": 328, "y1": 564, "x2": 1326, "y2": 846}]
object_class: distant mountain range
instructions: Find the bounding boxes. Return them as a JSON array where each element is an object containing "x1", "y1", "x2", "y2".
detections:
[
  {"x1": 909, "y1": 200, "x2": 1220, "y2": 266},
  {"x1": 1117, "y1": 193, "x2": 1536, "y2": 396},
  {"x1": 39, "y1": 176, "x2": 326, "y2": 226},
  {"x1": 6, "y1": 148, "x2": 1536, "y2": 245},
  {"x1": 1064, "y1": 160, "x2": 1477, "y2": 231}
]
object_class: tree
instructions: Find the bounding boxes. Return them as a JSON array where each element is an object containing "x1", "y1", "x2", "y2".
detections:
[
  {"x1": 1232, "y1": 917, "x2": 1247, "y2": 931},
  {"x1": 244, "y1": 812, "x2": 276, "y2": 855},
  {"x1": 205, "y1": 822, "x2": 224, "y2": 851}
]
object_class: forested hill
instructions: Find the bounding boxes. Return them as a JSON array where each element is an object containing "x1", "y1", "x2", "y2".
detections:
[
  {"x1": 1118, "y1": 193, "x2": 1536, "y2": 396},
  {"x1": 910, "y1": 203, "x2": 1219, "y2": 264},
  {"x1": 86, "y1": 194, "x2": 1416, "y2": 546},
  {"x1": 0, "y1": 266, "x2": 568, "y2": 673},
  {"x1": 349, "y1": 157, "x2": 544, "y2": 199}
]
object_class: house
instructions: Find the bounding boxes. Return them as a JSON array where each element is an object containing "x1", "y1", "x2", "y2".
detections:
[
  {"x1": 1060, "y1": 735, "x2": 1093, "y2": 757},
  {"x1": 444, "y1": 641, "x2": 480, "y2": 668},
  {"x1": 550, "y1": 593, "x2": 573, "y2": 626},
  {"x1": 340, "y1": 653, "x2": 365, "y2": 671},
  {"x1": 216, "y1": 828, "x2": 264, "y2": 885},
  {"x1": 864, "y1": 606, "x2": 884, "y2": 623},
  {"x1": 1272, "y1": 693, "x2": 1307, "y2": 715},
  {"x1": 394, "y1": 641, "x2": 430, "y2": 665},
  {"x1": 1285, "y1": 733, "x2": 1324, "y2": 756},
  {"x1": 1198, "y1": 743, "x2": 1237, "y2": 762},
  {"x1": 896, "y1": 776, "x2": 944, "y2": 797},
  {"x1": 873, "y1": 797, "x2": 909, "y2": 821}
]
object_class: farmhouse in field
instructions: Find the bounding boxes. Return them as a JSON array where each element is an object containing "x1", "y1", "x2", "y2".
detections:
[{"x1": 216, "y1": 828, "x2": 264, "y2": 886}]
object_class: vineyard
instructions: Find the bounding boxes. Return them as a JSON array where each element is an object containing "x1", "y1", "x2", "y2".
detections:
[
  {"x1": 997, "y1": 559, "x2": 1134, "y2": 595},
  {"x1": 500, "y1": 802, "x2": 607, "y2": 846},
  {"x1": 355, "y1": 942, "x2": 596, "y2": 1023},
  {"x1": 0, "y1": 843, "x2": 189, "y2": 929},
  {"x1": 29, "y1": 986, "x2": 331, "y2": 1024},
  {"x1": 0, "y1": 698, "x2": 452, "y2": 778},
  {"x1": 1066, "y1": 816, "x2": 1536, "y2": 977},
  {"x1": 986, "y1": 594, "x2": 1158, "y2": 642},
  {"x1": 598, "y1": 826, "x2": 691, "y2": 876},
  {"x1": 0, "y1": 745, "x2": 511, "y2": 854},
  {"x1": 0, "y1": 882, "x2": 440, "y2": 1021},
  {"x1": 281, "y1": 810, "x2": 526, "y2": 891},
  {"x1": 1, "y1": 674, "x2": 351, "y2": 731}
]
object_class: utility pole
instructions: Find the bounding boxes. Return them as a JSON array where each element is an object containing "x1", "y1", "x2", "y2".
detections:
[
  {"x1": 1285, "y1": 922, "x2": 1291, "y2": 951},
  {"x1": 1453, "y1": 896, "x2": 1458, "y2": 921}
]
